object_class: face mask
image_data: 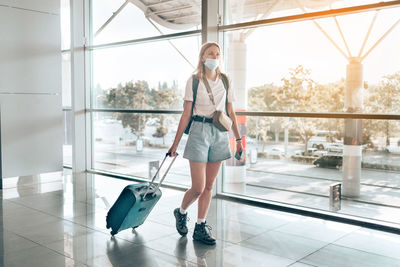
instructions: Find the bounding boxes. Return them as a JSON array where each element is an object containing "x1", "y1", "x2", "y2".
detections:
[{"x1": 204, "y1": 58, "x2": 219, "y2": 71}]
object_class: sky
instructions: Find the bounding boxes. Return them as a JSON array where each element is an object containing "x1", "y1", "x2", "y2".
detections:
[
  {"x1": 245, "y1": 7, "x2": 400, "y2": 87},
  {"x1": 61, "y1": 0, "x2": 400, "y2": 94}
]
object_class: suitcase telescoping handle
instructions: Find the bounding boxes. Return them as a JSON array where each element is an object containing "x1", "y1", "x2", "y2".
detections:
[{"x1": 142, "y1": 152, "x2": 178, "y2": 199}]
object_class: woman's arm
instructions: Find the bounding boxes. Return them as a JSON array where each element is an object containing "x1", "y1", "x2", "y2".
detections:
[
  {"x1": 228, "y1": 102, "x2": 243, "y2": 152},
  {"x1": 168, "y1": 100, "x2": 193, "y2": 156}
]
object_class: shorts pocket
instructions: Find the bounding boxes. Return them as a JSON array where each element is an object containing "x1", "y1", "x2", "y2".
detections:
[{"x1": 189, "y1": 121, "x2": 200, "y2": 135}]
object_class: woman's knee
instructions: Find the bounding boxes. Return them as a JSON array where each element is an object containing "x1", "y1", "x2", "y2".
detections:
[{"x1": 203, "y1": 184, "x2": 213, "y2": 192}]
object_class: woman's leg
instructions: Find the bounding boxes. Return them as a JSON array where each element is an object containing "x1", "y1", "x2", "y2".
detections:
[
  {"x1": 180, "y1": 161, "x2": 207, "y2": 210},
  {"x1": 197, "y1": 161, "x2": 222, "y2": 220}
]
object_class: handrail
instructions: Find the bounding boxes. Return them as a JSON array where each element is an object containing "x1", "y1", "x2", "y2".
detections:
[{"x1": 87, "y1": 108, "x2": 400, "y2": 120}]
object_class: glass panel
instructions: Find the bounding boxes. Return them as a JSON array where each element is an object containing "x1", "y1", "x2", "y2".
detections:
[
  {"x1": 91, "y1": 0, "x2": 201, "y2": 45},
  {"x1": 63, "y1": 110, "x2": 72, "y2": 167},
  {"x1": 224, "y1": 0, "x2": 398, "y2": 25},
  {"x1": 92, "y1": 35, "x2": 201, "y2": 109},
  {"x1": 221, "y1": 5, "x2": 400, "y2": 227},
  {"x1": 92, "y1": 112, "x2": 191, "y2": 187},
  {"x1": 60, "y1": 0, "x2": 70, "y2": 50},
  {"x1": 222, "y1": 116, "x2": 400, "y2": 226},
  {"x1": 62, "y1": 52, "x2": 71, "y2": 107},
  {"x1": 223, "y1": 6, "x2": 400, "y2": 113}
]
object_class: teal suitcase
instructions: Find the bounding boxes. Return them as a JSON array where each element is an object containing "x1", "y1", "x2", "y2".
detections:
[{"x1": 106, "y1": 153, "x2": 178, "y2": 236}]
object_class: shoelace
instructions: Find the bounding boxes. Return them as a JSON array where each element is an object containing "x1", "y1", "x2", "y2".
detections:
[
  {"x1": 179, "y1": 215, "x2": 190, "y2": 224},
  {"x1": 202, "y1": 224, "x2": 213, "y2": 236}
]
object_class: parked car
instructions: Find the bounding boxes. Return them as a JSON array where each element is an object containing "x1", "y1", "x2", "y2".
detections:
[
  {"x1": 385, "y1": 146, "x2": 400, "y2": 154},
  {"x1": 313, "y1": 150, "x2": 328, "y2": 157},
  {"x1": 294, "y1": 148, "x2": 323, "y2": 156},
  {"x1": 313, "y1": 155, "x2": 343, "y2": 169},
  {"x1": 294, "y1": 149, "x2": 303, "y2": 156},
  {"x1": 304, "y1": 147, "x2": 317, "y2": 156},
  {"x1": 269, "y1": 147, "x2": 284, "y2": 156},
  {"x1": 307, "y1": 130, "x2": 339, "y2": 150},
  {"x1": 326, "y1": 143, "x2": 343, "y2": 153}
]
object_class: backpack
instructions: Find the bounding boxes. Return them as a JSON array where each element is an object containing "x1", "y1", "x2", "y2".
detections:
[{"x1": 184, "y1": 73, "x2": 229, "y2": 134}]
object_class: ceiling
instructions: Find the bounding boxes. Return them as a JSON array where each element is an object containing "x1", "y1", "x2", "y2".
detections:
[{"x1": 127, "y1": 0, "x2": 337, "y2": 30}]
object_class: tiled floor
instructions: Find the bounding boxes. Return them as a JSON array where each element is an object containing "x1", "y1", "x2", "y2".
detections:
[{"x1": 1, "y1": 170, "x2": 400, "y2": 267}]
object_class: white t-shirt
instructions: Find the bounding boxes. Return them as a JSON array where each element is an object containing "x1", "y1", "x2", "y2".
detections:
[{"x1": 184, "y1": 75, "x2": 235, "y2": 117}]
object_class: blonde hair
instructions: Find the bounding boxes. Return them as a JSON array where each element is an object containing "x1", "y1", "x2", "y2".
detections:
[{"x1": 194, "y1": 42, "x2": 223, "y2": 79}]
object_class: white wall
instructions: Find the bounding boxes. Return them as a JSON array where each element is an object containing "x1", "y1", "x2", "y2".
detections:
[{"x1": 0, "y1": 1, "x2": 62, "y2": 178}]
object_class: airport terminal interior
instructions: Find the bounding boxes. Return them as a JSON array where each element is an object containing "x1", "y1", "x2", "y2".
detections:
[{"x1": 1, "y1": 0, "x2": 400, "y2": 266}]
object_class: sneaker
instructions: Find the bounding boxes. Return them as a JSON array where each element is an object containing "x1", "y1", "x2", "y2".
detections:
[
  {"x1": 174, "y1": 208, "x2": 188, "y2": 236},
  {"x1": 193, "y1": 222, "x2": 216, "y2": 245}
]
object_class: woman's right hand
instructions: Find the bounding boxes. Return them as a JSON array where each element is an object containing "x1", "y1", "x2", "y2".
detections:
[{"x1": 168, "y1": 144, "x2": 178, "y2": 157}]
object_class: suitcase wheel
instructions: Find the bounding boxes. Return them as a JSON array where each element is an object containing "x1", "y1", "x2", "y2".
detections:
[{"x1": 110, "y1": 230, "x2": 117, "y2": 236}]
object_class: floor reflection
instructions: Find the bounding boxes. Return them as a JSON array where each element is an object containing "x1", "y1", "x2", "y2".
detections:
[
  {"x1": 193, "y1": 240, "x2": 215, "y2": 267},
  {"x1": 174, "y1": 236, "x2": 189, "y2": 265},
  {"x1": 0, "y1": 170, "x2": 399, "y2": 266}
]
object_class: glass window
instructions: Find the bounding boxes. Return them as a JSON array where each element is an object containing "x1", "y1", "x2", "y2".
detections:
[
  {"x1": 62, "y1": 52, "x2": 71, "y2": 107},
  {"x1": 91, "y1": 0, "x2": 201, "y2": 45},
  {"x1": 91, "y1": 35, "x2": 201, "y2": 187},
  {"x1": 223, "y1": 7, "x2": 400, "y2": 113},
  {"x1": 87, "y1": 0, "x2": 400, "y2": 229},
  {"x1": 92, "y1": 35, "x2": 201, "y2": 109},
  {"x1": 61, "y1": 0, "x2": 71, "y2": 168},
  {"x1": 61, "y1": 0, "x2": 70, "y2": 50},
  {"x1": 222, "y1": 116, "x2": 400, "y2": 226},
  {"x1": 63, "y1": 110, "x2": 72, "y2": 167},
  {"x1": 92, "y1": 112, "x2": 191, "y2": 187},
  {"x1": 221, "y1": 5, "x2": 400, "y2": 228},
  {"x1": 224, "y1": 0, "x2": 398, "y2": 25}
]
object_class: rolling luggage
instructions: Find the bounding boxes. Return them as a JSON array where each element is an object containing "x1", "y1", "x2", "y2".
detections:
[{"x1": 106, "y1": 152, "x2": 178, "y2": 236}]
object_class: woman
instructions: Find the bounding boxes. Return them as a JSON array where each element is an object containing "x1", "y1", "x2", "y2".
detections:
[{"x1": 167, "y1": 42, "x2": 243, "y2": 245}]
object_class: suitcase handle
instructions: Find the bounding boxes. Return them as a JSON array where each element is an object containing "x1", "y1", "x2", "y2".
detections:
[{"x1": 142, "y1": 152, "x2": 179, "y2": 199}]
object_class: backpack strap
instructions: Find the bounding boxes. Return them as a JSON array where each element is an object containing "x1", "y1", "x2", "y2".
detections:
[
  {"x1": 190, "y1": 75, "x2": 199, "y2": 117},
  {"x1": 220, "y1": 73, "x2": 230, "y2": 115},
  {"x1": 220, "y1": 73, "x2": 229, "y2": 91}
]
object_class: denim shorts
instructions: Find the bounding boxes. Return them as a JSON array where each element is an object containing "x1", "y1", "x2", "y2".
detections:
[{"x1": 183, "y1": 120, "x2": 231, "y2": 162}]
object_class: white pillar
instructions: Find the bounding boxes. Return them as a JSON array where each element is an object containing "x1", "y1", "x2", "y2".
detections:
[
  {"x1": 342, "y1": 58, "x2": 363, "y2": 197},
  {"x1": 227, "y1": 40, "x2": 247, "y2": 110},
  {"x1": 70, "y1": 0, "x2": 90, "y2": 173}
]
